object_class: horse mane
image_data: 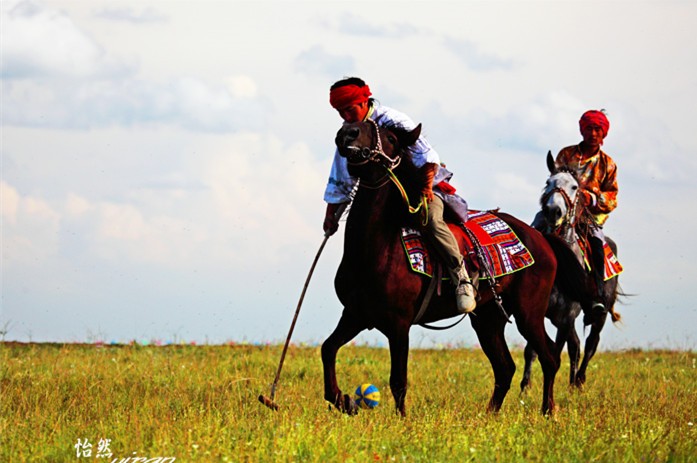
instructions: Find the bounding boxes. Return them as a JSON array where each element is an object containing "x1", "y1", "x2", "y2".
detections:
[
  {"x1": 556, "y1": 165, "x2": 579, "y2": 179},
  {"x1": 381, "y1": 123, "x2": 422, "y2": 183}
]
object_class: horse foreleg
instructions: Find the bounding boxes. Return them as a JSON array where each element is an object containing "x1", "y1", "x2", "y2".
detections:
[
  {"x1": 321, "y1": 310, "x2": 366, "y2": 415},
  {"x1": 471, "y1": 309, "x2": 515, "y2": 412},
  {"x1": 519, "y1": 343, "x2": 537, "y2": 393},
  {"x1": 576, "y1": 312, "x2": 608, "y2": 387},
  {"x1": 387, "y1": 325, "x2": 410, "y2": 417}
]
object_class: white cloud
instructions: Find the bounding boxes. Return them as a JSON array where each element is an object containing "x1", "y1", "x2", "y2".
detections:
[
  {"x1": 65, "y1": 193, "x2": 91, "y2": 217},
  {"x1": 1, "y1": 0, "x2": 132, "y2": 79},
  {"x1": 201, "y1": 133, "x2": 326, "y2": 263},
  {"x1": 294, "y1": 45, "x2": 356, "y2": 78},
  {"x1": 93, "y1": 6, "x2": 167, "y2": 24},
  {"x1": 93, "y1": 201, "x2": 209, "y2": 264},
  {"x1": 492, "y1": 172, "x2": 540, "y2": 206},
  {"x1": 1, "y1": 128, "x2": 327, "y2": 272},
  {"x1": 2, "y1": 76, "x2": 268, "y2": 131},
  {"x1": 1, "y1": 181, "x2": 20, "y2": 225},
  {"x1": 1, "y1": 2, "x2": 266, "y2": 132},
  {"x1": 1, "y1": 181, "x2": 61, "y2": 266},
  {"x1": 334, "y1": 12, "x2": 421, "y2": 38},
  {"x1": 443, "y1": 36, "x2": 515, "y2": 71},
  {"x1": 225, "y1": 75, "x2": 258, "y2": 99}
]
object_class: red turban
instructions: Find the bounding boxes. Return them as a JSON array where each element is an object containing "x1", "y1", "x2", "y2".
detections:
[
  {"x1": 579, "y1": 110, "x2": 610, "y2": 138},
  {"x1": 329, "y1": 85, "x2": 372, "y2": 109}
]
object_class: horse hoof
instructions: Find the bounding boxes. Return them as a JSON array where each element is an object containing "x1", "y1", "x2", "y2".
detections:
[
  {"x1": 343, "y1": 394, "x2": 359, "y2": 415},
  {"x1": 519, "y1": 380, "x2": 530, "y2": 393}
]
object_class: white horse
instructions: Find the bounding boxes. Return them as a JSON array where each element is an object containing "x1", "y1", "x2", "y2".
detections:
[{"x1": 522, "y1": 151, "x2": 621, "y2": 389}]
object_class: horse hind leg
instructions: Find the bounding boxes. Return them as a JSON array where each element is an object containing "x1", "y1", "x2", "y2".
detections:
[
  {"x1": 514, "y1": 302, "x2": 560, "y2": 415},
  {"x1": 522, "y1": 316, "x2": 573, "y2": 394},
  {"x1": 576, "y1": 311, "x2": 608, "y2": 387},
  {"x1": 519, "y1": 343, "x2": 537, "y2": 393},
  {"x1": 321, "y1": 309, "x2": 367, "y2": 414},
  {"x1": 471, "y1": 308, "x2": 515, "y2": 412},
  {"x1": 551, "y1": 319, "x2": 575, "y2": 387},
  {"x1": 576, "y1": 276, "x2": 618, "y2": 386}
]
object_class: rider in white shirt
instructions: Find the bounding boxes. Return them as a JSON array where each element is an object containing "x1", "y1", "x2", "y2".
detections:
[{"x1": 323, "y1": 77, "x2": 476, "y2": 313}]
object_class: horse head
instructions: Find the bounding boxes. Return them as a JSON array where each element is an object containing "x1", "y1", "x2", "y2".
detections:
[
  {"x1": 540, "y1": 151, "x2": 581, "y2": 229},
  {"x1": 335, "y1": 120, "x2": 421, "y2": 186}
]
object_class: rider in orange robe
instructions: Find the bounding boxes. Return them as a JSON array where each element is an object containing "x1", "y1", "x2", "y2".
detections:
[{"x1": 555, "y1": 110, "x2": 618, "y2": 313}]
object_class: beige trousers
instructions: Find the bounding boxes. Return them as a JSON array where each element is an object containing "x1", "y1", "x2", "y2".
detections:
[{"x1": 421, "y1": 196, "x2": 463, "y2": 279}]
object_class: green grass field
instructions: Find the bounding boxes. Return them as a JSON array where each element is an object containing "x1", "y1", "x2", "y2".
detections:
[{"x1": 1, "y1": 342, "x2": 694, "y2": 462}]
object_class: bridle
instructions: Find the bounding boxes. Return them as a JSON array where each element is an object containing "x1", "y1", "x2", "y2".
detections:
[
  {"x1": 343, "y1": 119, "x2": 402, "y2": 188},
  {"x1": 540, "y1": 174, "x2": 581, "y2": 240},
  {"x1": 341, "y1": 119, "x2": 425, "y2": 218}
]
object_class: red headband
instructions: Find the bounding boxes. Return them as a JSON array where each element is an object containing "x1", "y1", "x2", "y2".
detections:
[
  {"x1": 579, "y1": 110, "x2": 610, "y2": 138},
  {"x1": 329, "y1": 84, "x2": 372, "y2": 109}
]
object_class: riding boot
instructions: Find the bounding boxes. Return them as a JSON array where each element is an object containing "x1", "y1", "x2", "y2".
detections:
[
  {"x1": 453, "y1": 264, "x2": 476, "y2": 313},
  {"x1": 590, "y1": 237, "x2": 608, "y2": 315}
]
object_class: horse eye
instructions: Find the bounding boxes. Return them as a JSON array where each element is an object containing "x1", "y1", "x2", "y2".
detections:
[
  {"x1": 386, "y1": 135, "x2": 396, "y2": 145},
  {"x1": 571, "y1": 185, "x2": 578, "y2": 190}
]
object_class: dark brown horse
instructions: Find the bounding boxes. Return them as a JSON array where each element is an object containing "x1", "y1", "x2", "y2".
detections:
[
  {"x1": 322, "y1": 121, "x2": 564, "y2": 416},
  {"x1": 521, "y1": 152, "x2": 621, "y2": 390}
]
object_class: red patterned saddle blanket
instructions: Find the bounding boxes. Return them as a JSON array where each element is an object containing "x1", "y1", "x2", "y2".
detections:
[{"x1": 401, "y1": 210, "x2": 535, "y2": 279}]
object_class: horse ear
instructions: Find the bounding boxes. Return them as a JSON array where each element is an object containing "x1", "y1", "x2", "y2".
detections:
[
  {"x1": 401, "y1": 123, "x2": 422, "y2": 147},
  {"x1": 546, "y1": 150, "x2": 557, "y2": 174}
]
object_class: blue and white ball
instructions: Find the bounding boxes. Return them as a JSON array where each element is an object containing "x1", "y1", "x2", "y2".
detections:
[{"x1": 355, "y1": 383, "x2": 380, "y2": 409}]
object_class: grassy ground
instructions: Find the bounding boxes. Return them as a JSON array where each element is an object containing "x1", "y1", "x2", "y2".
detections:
[{"x1": 1, "y1": 342, "x2": 695, "y2": 462}]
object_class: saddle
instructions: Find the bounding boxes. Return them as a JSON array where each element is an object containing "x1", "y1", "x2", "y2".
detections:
[{"x1": 401, "y1": 210, "x2": 535, "y2": 280}]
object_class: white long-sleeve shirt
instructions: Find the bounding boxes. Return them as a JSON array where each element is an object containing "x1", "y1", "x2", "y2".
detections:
[{"x1": 323, "y1": 104, "x2": 441, "y2": 204}]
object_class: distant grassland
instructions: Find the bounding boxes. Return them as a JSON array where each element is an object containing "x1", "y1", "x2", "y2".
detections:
[{"x1": 1, "y1": 343, "x2": 695, "y2": 462}]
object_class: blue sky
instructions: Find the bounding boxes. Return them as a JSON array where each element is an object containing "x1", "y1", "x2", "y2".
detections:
[{"x1": 2, "y1": 0, "x2": 696, "y2": 349}]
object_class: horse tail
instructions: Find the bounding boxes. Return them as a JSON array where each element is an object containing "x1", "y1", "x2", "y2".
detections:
[
  {"x1": 607, "y1": 281, "x2": 631, "y2": 324},
  {"x1": 543, "y1": 233, "x2": 593, "y2": 308},
  {"x1": 610, "y1": 306, "x2": 621, "y2": 323}
]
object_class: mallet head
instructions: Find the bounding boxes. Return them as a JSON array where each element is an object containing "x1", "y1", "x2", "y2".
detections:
[{"x1": 258, "y1": 394, "x2": 279, "y2": 411}]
